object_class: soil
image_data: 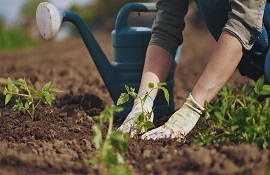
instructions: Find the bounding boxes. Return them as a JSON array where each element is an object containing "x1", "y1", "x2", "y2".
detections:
[{"x1": 0, "y1": 6, "x2": 269, "y2": 175}]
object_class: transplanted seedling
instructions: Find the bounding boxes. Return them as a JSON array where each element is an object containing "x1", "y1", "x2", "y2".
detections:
[
  {"x1": 117, "y1": 82, "x2": 170, "y2": 135},
  {"x1": 91, "y1": 105, "x2": 131, "y2": 175},
  {"x1": 195, "y1": 76, "x2": 270, "y2": 149},
  {"x1": 3, "y1": 77, "x2": 62, "y2": 120}
]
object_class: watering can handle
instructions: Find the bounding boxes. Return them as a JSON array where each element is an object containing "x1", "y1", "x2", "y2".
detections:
[{"x1": 115, "y1": 2, "x2": 157, "y2": 32}]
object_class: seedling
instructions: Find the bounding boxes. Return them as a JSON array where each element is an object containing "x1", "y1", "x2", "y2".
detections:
[
  {"x1": 117, "y1": 82, "x2": 169, "y2": 135},
  {"x1": 195, "y1": 76, "x2": 270, "y2": 148},
  {"x1": 91, "y1": 105, "x2": 131, "y2": 175},
  {"x1": 3, "y1": 77, "x2": 62, "y2": 120}
]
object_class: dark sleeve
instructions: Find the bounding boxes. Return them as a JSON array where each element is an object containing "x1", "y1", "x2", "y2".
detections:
[
  {"x1": 149, "y1": 0, "x2": 189, "y2": 57},
  {"x1": 223, "y1": 0, "x2": 266, "y2": 50}
]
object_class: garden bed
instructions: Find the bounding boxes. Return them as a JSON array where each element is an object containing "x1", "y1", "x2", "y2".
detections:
[{"x1": 0, "y1": 19, "x2": 269, "y2": 174}]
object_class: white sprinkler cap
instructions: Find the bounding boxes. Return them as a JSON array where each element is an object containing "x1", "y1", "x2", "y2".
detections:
[{"x1": 36, "y1": 2, "x2": 64, "y2": 40}]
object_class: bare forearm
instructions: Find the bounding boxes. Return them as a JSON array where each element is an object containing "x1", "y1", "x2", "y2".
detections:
[
  {"x1": 192, "y1": 31, "x2": 244, "y2": 106},
  {"x1": 138, "y1": 45, "x2": 174, "y2": 99}
]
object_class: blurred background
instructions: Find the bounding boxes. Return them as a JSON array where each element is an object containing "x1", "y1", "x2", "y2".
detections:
[
  {"x1": 0, "y1": 0, "x2": 168, "y2": 51},
  {"x1": 0, "y1": 0, "x2": 203, "y2": 50}
]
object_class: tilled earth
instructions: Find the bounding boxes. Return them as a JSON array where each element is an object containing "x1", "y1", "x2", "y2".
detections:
[{"x1": 0, "y1": 8, "x2": 269, "y2": 175}]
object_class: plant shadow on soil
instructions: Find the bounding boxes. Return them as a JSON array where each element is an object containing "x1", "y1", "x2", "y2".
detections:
[{"x1": 0, "y1": 7, "x2": 270, "y2": 175}]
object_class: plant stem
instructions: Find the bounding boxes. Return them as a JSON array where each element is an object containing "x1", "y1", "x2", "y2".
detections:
[
  {"x1": 31, "y1": 104, "x2": 35, "y2": 120},
  {"x1": 7, "y1": 91, "x2": 30, "y2": 98}
]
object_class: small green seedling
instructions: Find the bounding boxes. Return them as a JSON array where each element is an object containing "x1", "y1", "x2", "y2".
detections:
[
  {"x1": 195, "y1": 76, "x2": 270, "y2": 148},
  {"x1": 117, "y1": 82, "x2": 169, "y2": 135},
  {"x1": 91, "y1": 105, "x2": 131, "y2": 175},
  {"x1": 3, "y1": 77, "x2": 62, "y2": 120}
]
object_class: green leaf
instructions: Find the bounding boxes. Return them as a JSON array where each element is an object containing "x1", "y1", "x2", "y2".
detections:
[
  {"x1": 157, "y1": 82, "x2": 167, "y2": 88},
  {"x1": 254, "y1": 76, "x2": 264, "y2": 94},
  {"x1": 218, "y1": 85, "x2": 229, "y2": 97},
  {"x1": 12, "y1": 85, "x2": 19, "y2": 94},
  {"x1": 5, "y1": 94, "x2": 12, "y2": 105},
  {"x1": 24, "y1": 101, "x2": 30, "y2": 110},
  {"x1": 3, "y1": 87, "x2": 7, "y2": 95},
  {"x1": 49, "y1": 87, "x2": 62, "y2": 93},
  {"x1": 42, "y1": 81, "x2": 51, "y2": 92},
  {"x1": 125, "y1": 85, "x2": 130, "y2": 93},
  {"x1": 241, "y1": 85, "x2": 247, "y2": 95},
  {"x1": 108, "y1": 164, "x2": 131, "y2": 175},
  {"x1": 92, "y1": 125, "x2": 102, "y2": 149},
  {"x1": 214, "y1": 111, "x2": 224, "y2": 121},
  {"x1": 231, "y1": 125, "x2": 239, "y2": 131},
  {"x1": 110, "y1": 131, "x2": 129, "y2": 154},
  {"x1": 220, "y1": 99, "x2": 229, "y2": 114},
  {"x1": 113, "y1": 106, "x2": 124, "y2": 113},
  {"x1": 136, "y1": 124, "x2": 143, "y2": 134},
  {"x1": 44, "y1": 92, "x2": 52, "y2": 105},
  {"x1": 7, "y1": 77, "x2": 13, "y2": 91},
  {"x1": 163, "y1": 88, "x2": 170, "y2": 104},
  {"x1": 259, "y1": 85, "x2": 270, "y2": 95},
  {"x1": 13, "y1": 104, "x2": 19, "y2": 111},
  {"x1": 16, "y1": 78, "x2": 25, "y2": 84},
  {"x1": 29, "y1": 88, "x2": 39, "y2": 95},
  {"x1": 127, "y1": 86, "x2": 137, "y2": 99},
  {"x1": 148, "y1": 82, "x2": 154, "y2": 89},
  {"x1": 138, "y1": 113, "x2": 144, "y2": 122},
  {"x1": 125, "y1": 85, "x2": 135, "y2": 94},
  {"x1": 232, "y1": 88, "x2": 237, "y2": 97},
  {"x1": 143, "y1": 121, "x2": 155, "y2": 129},
  {"x1": 117, "y1": 93, "x2": 129, "y2": 106}
]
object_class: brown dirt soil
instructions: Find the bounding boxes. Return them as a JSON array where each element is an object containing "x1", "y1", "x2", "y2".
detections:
[{"x1": 0, "y1": 5, "x2": 269, "y2": 175}]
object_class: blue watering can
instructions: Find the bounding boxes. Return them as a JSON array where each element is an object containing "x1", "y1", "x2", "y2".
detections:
[{"x1": 36, "y1": 2, "x2": 181, "y2": 118}]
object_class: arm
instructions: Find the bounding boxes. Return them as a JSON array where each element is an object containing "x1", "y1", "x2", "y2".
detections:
[
  {"x1": 138, "y1": 0, "x2": 189, "y2": 98},
  {"x1": 192, "y1": 31, "x2": 244, "y2": 106},
  {"x1": 192, "y1": 0, "x2": 267, "y2": 106},
  {"x1": 142, "y1": 0, "x2": 269, "y2": 140}
]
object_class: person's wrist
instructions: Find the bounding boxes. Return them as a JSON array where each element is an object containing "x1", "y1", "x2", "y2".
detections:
[{"x1": 184, "y1": 92, "x2": 205, "y2": 115}]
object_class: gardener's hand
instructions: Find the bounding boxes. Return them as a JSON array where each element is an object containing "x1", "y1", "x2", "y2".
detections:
[
  {"x1": 117, "y1": 95, "x2": 154, "y2": 138},
  {"x1": 141, "y1": 93, "x2": 204, "y2": 140}
]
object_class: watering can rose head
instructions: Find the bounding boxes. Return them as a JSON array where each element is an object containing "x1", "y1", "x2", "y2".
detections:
[{"x1": 36, "y1": 2, "x2": 64, "y2": 40}]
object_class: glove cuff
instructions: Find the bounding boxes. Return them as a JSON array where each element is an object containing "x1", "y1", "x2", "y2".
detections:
[{"x1": 184, "y1": 93, "x2": 205, "y2": 115}]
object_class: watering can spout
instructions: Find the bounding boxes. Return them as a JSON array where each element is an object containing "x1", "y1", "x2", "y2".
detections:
[{"x1": 36, "y1": 2, "x2": 119, "y2": 102}]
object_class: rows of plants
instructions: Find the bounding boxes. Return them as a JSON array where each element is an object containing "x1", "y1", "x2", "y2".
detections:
[
  {"x1": 0, "y1": 27, "x2": 38, "y2": 51},
  {"x1": 1, "y1": 77, "x2": 270, "y2": 174}
]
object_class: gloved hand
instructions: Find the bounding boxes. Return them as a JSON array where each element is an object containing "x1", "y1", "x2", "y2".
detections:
[
  {"x1": 117, "y1": 95, "x2": 154, "y2": 138},
  {"x1": 141, "y1": 93, "x2": 204, "y2": 140}
]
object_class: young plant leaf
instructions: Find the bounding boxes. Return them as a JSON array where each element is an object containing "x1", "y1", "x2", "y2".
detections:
[
  {"x1": 3, "y1": 87, "x2": 7, "y2": 95},
  {"x1": 114, "y1": 106, "x2": 124, "y2": 113},
  {"x1": 49, "y1": 87, "x2": 62, "y2": 93},
  {"x1": 44, "y1": 91, "x2": 52, "y2": 105},
  {"x1": 42, "y1": 81, "x2": 51, "y2": 92},
  {"x1": 7, "y1": 77, "x2": 13, "y2": 91},
  {"x1": 5, "y1": 94, "x2": 12, "y2": 105},
  {"x1": 117, "y1": 93, "x2": 129, "y2": 106},
  {"x1": 143, "y1": 121, "x2": 155, "y2": 129},
  {"x1": 92, "y1": 125, "x2": 102, "y2": 149},
  {"x1": 110, "y1": 131, "x2": 129, "y2": 154},
  {"x1": 148, "y1": 82, "x2": 154, "y2": 89}
]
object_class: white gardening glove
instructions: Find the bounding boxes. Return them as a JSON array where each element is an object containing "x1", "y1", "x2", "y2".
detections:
[
  {"x1": 117, "y1": 95, "x2": 154, "y2": 138},
  {"x1": 141, "y1": 93, "x2": 204, "y2": 140}
]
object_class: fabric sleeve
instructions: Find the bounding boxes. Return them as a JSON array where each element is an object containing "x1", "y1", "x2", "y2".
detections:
[
  {"x1": 149, "y1": 0, "x2": 189, "y2": 57},
  {"x1": 223, "y1": 0, "x2": 266, "y2": 50}
]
